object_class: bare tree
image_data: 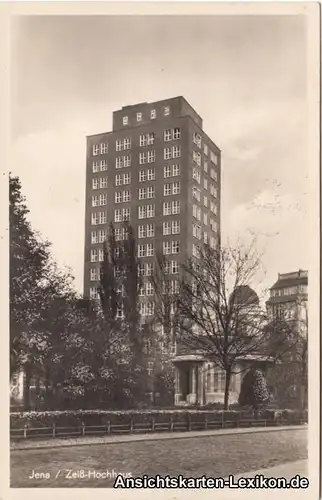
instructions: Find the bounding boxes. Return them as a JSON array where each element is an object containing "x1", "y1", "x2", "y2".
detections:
[{"x1": 175, "y1": 241, "x2": 278, "y2": 410}]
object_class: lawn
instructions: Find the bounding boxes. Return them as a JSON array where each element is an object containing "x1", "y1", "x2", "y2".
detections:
[{"x1": 10, "y1": 428, "x2": 307, "y2": 488}]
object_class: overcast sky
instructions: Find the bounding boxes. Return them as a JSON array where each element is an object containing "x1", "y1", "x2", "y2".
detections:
[{"x1": 10, "y1": 14, "x2": 308, "y2": 295}]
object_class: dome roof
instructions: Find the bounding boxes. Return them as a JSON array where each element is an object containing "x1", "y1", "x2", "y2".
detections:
[{"x1": 229, "y1": 285, "x2": 259, "y2": 307}]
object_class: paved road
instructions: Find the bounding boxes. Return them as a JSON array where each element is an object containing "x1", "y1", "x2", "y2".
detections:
[{"x1": 10, "y1": 428, "x2": 307, "y2": 488}]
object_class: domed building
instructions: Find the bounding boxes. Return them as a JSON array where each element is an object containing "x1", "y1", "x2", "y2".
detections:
[{"x1": 172, "y1": 285, "x2": 273, "y2": 407}]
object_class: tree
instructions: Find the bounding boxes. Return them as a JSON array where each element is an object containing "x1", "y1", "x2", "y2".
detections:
[
  {"x1": 266, "y1": 299, "x2": 308, "y2": 409},
  {"x1": 97, "y1": 222, "x2": 153, "y2": 407},
  {"x1": 175, "y1": 241, "x2": 276, "y2": 410},
  {"x1": 238, "y1": 368, "x2": 270, "y2": 411}
]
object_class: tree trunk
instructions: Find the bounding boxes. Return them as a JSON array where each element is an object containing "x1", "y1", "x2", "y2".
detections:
[
  {"x1": 23, "y1": 364, "x2": 31, "y2": 411},
  {"x1": 224, "y1": 370, "x2": 231, "y2": 410}
]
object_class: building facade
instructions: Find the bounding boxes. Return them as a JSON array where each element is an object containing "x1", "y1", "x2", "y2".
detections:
[
  {"x1": 84, "y1": 96, "x2": 221, "y2": 312},
  {"x1": 266, "y1": 270, "x2": 308, "y2": 337}
]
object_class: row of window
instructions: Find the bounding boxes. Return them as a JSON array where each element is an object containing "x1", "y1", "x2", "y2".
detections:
[
  {"x1": 122, "y1": 105, "x2": 170, "y2": 126},
  {"x1": 192, "y1": 186, "x2": 217, "y2": 202},
  {"x1": 91, "y1": 220, "x2": 181, "y2": 244},
  {"x1": 192, "y1": 207, "x2": 218, "y2": 231},
  {"x1": 93, "y1": 165, "x2": 181, "y2": 182},
  {"x1": 192, "y1": 236, "x2": 217, "y2": 257},
  {"x1": 193, "y1": 167, "x2": 217, "y2": 185},
  {"x1": 88, "y1": 287, "x2": 156, "y2": 316},
  {"x1": 91, "y1": 201, "x2": 181, "y2": 225}
]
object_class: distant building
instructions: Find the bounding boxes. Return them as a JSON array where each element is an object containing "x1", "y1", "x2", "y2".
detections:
[
  {"x1": 173, "y1": 286, "x2": 273, "y2": 406},
  {"x1": 266, "y1": 270, "x2": 308, "y2": 336}
]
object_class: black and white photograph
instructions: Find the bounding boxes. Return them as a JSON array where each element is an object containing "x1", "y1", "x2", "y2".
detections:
[{"x1": 5, "y1": 2, "x2": 320, "y2": 498}]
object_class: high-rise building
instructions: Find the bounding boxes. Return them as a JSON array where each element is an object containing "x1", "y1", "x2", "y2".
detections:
[
  {"x1": 83, "y1": 96, "x2": 221, "y2": 314},
  {"x1": 266, "y1": 270, "x2": 308, "y2": 336}
]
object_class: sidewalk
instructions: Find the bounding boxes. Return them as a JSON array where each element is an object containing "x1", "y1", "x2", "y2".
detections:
[{"x1": 11, "y1": 424, "x2": 306, "y2": 451}]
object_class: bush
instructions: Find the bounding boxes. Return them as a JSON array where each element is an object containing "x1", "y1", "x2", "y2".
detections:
[{"x1": 239, "y1": 369, "x2": 270, "y2": 409}]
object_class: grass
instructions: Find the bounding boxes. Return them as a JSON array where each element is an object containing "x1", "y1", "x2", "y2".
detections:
[{"x1": 10, "y1": 428, "x2": 307, "y2": 488}]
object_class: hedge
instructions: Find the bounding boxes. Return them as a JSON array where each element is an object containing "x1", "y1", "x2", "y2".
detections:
[{"x1": 10, "y1": 408, "x2": 308, "y2": 430}]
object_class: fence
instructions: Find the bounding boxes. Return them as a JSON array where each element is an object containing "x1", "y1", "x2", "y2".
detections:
[{"x1": 10, "y1": 413, "x2": 306, "y2": 441}]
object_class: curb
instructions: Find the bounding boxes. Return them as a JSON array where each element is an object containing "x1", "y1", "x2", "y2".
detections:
[{"x1": 11, "y1": 425, "x2": 307, "y2": 452}]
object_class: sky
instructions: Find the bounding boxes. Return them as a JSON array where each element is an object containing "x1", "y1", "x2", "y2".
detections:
[{"x1": 10, "y1": 14, "x2": 308, "y2": 296}]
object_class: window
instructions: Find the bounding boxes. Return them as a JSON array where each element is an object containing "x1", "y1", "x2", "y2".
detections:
[
  {"x1": 99, "y1": 194, "x2": 107, "y2": 205},
  {"x1": 140, "y1": 150, "x2": 156, "y2": 164},
  {"x1": 93, "y1": 161, "x2": 99, "y2": 173},
  {"x1": 204, "y1": 178, "x2": 208, "y2": 190},
  {"x1": 116, "y1": 174, "x2": 122, "y2": 186},
  {"x1": 123, "y1": 116, "x2": 128, "y2": 126},
  {"x1": 123, "y1": 190, "x2": 131, "y2": 202},
  {"x1": 173, "y1": 164, "x2": 180, "y2": 176},
  {"x1": 203, "y1": 232, "x2": 208, "y2": 244},
  {"x1": 210, "y1": 185, "x2": 217, "y2": 198},
  {"x1": 150, "y1": 109, "x2": 156, "y2": 119},
  {"x1": 193, "y1": 133, "x2": 202, "y2": 148},
  {"x1": 137, "y1": 112, "x2": 142, "y2": 122},
  {"x1": 192, "y1": 244, "x2": 200, "y2": 258},
  {"x1": 115, "y1": 209, "x2": 122, "y2": 222},
  {"x1": 91, "y1": 249, "x2": 98, "y2": 262},
  {"x1": 139, "y1": 188, "x2": 146, "y2": 200},
  {"x1": 99, "y1": 248, "x2": 104, "y2": 261},
  {"x1": 138, "y1": 225, "x2": 146, "y2": 239},
  {"x1": 210, "y1": 201, "x2": 217, "y2": 214},
  {"x1": 99, "y1": 177, "x2": 108, "y2": 189},
  {"x1": 146, "y1": 263, "x2": 154, "y2": 276},
  {"x1": 98, "y1": 230, "x2": 106, "y2": 242},
  {"x1": 116, "y1": 138, "x2": 131, "y2": 151},
  {"x1": 163, "y1": 202, "x2": 171, "y2": 216},
  {"x1": 164, "y1": 106, "x2": 170, "y2": 116},
  {"x1": 138, "y1": 263, "x2": 145, "y2": 276},
  {"x1": 164, "y1": 183, "x2": 172, "y2": 196},
  {"x1": 123, "y1": 208, "x2": 130, "y2": 221},
  {"x1": 90, "y1": 267, "x2": 99, "y2": 281},
  {"x1": 164, "y1": 127, "x2": 181, "y2": 142},
  {"x1": 138, "y1": 245, "x2": 146, "y2": 258},
  {"x1": 203, "y1": 213, "x2": 208, "y2": 226},
  {"x1": 139, "y1": 170, "x2": 146, "y2": 182},
  {"x1": 193, "y1": 169, "x2": 201, "y2": 184},
  {"x1": 193, "y1": 151, "x2": 201, "y2": 166},
  {"x1": 93, "y1": 144, "x2": 99, "y2": 156},
  {"x1": 172, "y1": 220, "x2": 180, "y2": 234},
  {"x1": 97, "y1": 212, "x2": 106, "y2": 225},
  {"x1": 210, "y1": 218, "x2": 218, "y2": 232},
  {"x1": 210, "y1": 151, "x2": 218, "y2": 165},
  {"x1": 192, "y1": 187, "x2": 201, "y2": 201},
  {"x1": 92, "y1": 195, "x2": 99, "y2": 207},
  {"x1": 91, "y1": 231, "x2": 98, "y2": 244},
  {"x1": 147, "y1": 186, "x2": 155, "y2": 199},
  {"x1": 170, "y1": 280, "x2": 180, "y2": 294},
  {"x1": 115, "y1": 191, "x2": 122, "y2": 203},
  {"x1": 171, "y1": 261, "x2": 179, "y2": 274},
  {"x1": 164, "y1": 146, "x2": 181, "y2": 160},
  {"x1": 164, "y1": 165, "x2": 171, "y2": 178},
  {"x1": 100, "y1": 143, "x2": 108, "y2": 154},
  {"x1": 204, "y1": 161, "x2": 208, "y2": 173},
  {"x1": 92, "y1": 178, "x2": 99, "y2": 190},
  {"x1": 147, "y1": 243, "x2": 154, "y2": 257},
  {"x1": 210, "y1": 236, "x2": 216, "y2": 249},
  {"x1": 146, "y1": 282, "x2": 154, "y2": 296},
  {"x1": 163, "y1": 241, "x2": 171, "y2": 255},
  {"x1": 163, "y1": 221, "x2": 171, "y2": 235},
  {"x1": 210, "y1": 168, "x2": 217, "y2": 181},
  {"x1": 204, "y1": 196, "x2": 208, "y2": 208},
  {"x1": 147, "y1": 169, "x2": 155, "y2": 181},
  {"x1": 100, "y1": 160, "x2": 108, "y2": 171},
  {"x1": 91, "y1": 213, "x2": 99, "y2": 225},
  {"x1": 119, "y1": 172, "x2": 130, "y2": 185},
  {"x1": 140, "y1": 133, "x2": 155, "y2": 147},
  {"x1": 138, "y1": 204, "x2": 155, "y2": 219},
  {"x1": 146, "y1": 224, "x2": 155, "y2": 237},
  {"x1": 193, "y1": 223, "x2": 202, "y2": 240},
  {"x1": 193, "y1": 204, "x2": 201, "y2": 221},
  {"x1": 204, "y1": 144, "x2": 208, "y2": 156},
  {"x1": 172, "y1": 200, "x2": 180, "y2": 214},
  {"x1": 172, "y1": 241, "x2": 180, "y2": 254},
  {"x1": 164, "y1": 181, "x2": 180, "y2": 196},
  {"x1": 90, "y1": 287, "x2": 98, "y2": 299}
]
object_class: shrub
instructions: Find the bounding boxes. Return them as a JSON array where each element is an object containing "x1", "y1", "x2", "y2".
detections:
[{"x1": 239, "y1": 369, "x2": 270, "y2": 410}]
